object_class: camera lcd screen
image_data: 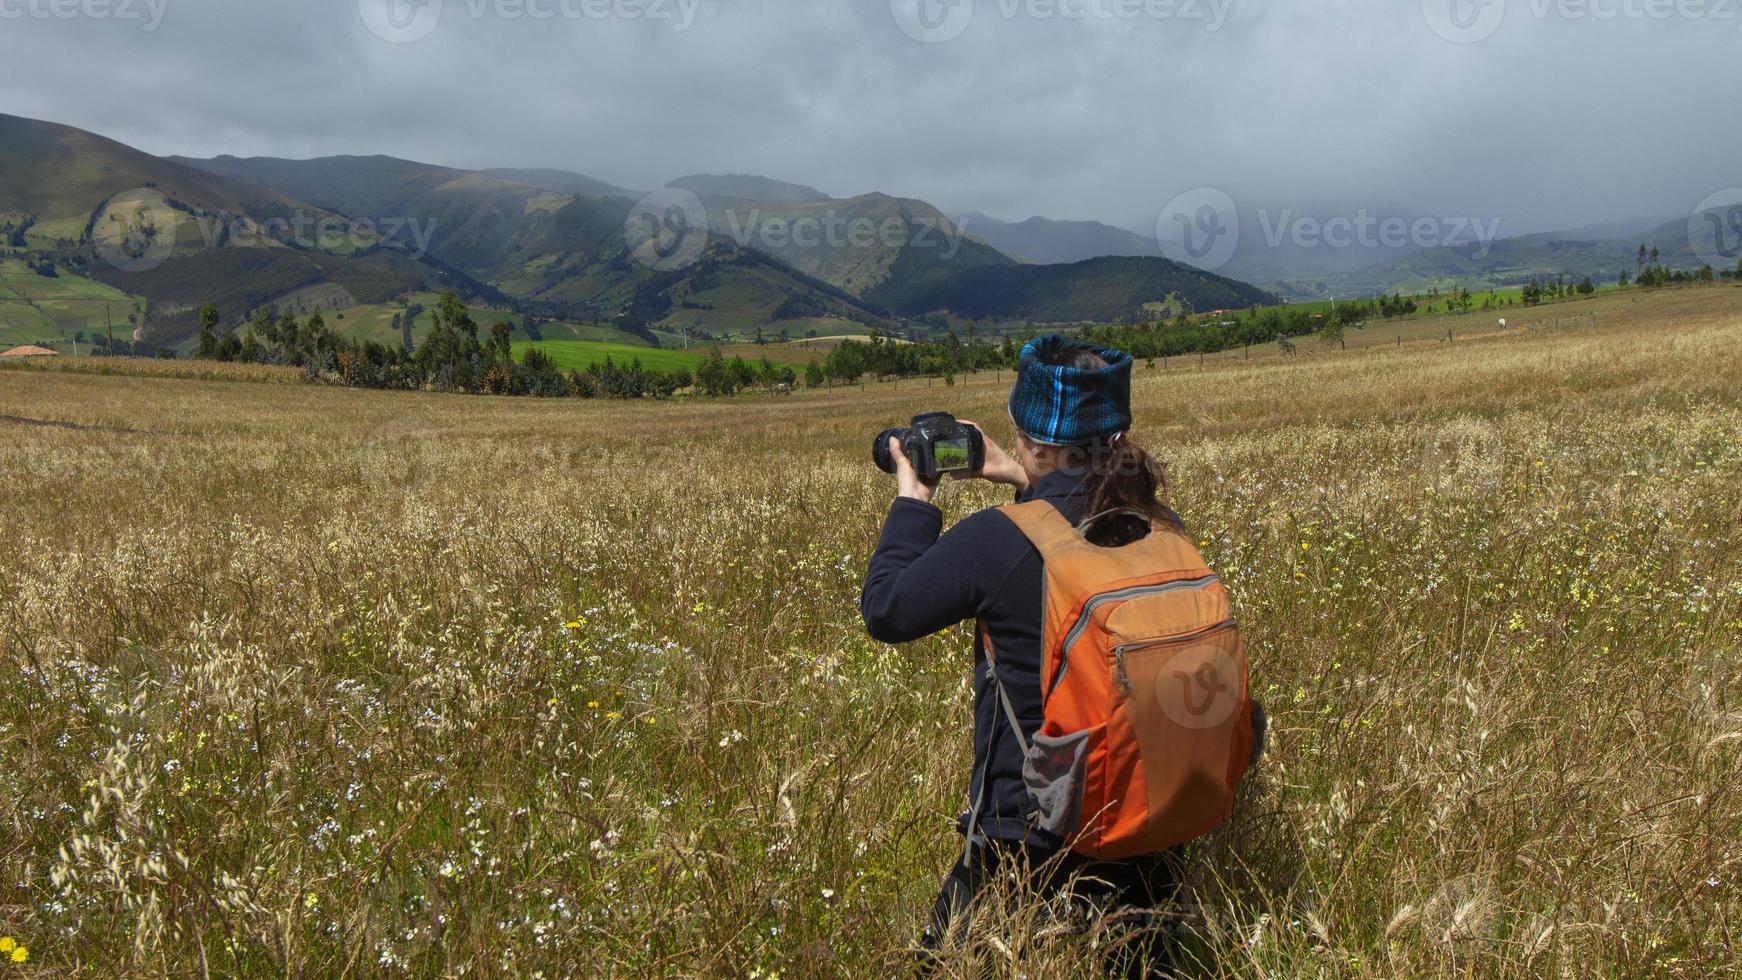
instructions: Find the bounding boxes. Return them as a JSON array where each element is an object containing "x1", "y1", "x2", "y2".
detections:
[{"x1": 934, "y1": 437, "x2": 972, "y2": 471}]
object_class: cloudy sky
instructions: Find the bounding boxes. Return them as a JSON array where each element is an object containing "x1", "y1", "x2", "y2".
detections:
[{"x1": 4, "y1": 0, "x2": 1737, "y2": 237}]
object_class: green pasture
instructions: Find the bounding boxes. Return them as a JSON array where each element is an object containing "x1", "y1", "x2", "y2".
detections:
[
  {"x1": 0, "y1": 257, "x2": 141, "y2": 348},
  {"x1": 511, "y1": 340, "x2": 706, "y2": 373}
]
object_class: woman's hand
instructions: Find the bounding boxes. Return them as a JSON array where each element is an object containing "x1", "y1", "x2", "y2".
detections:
[
  {"x1": 888, "y1": 437, "x2": 938, "y2": 504},
  {"x1": 961, "y1": 421, "x2": 1029, "y2": 492}
]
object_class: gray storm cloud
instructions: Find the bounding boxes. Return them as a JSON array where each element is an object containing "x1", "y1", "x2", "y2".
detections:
[{"x1": 2, "y1": 0, "x2": 1737, "y2": 236}]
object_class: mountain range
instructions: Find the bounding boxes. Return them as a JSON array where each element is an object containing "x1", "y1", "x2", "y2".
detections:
[
  {"x1": 0, "y1": 113, "x2": 1276, "y2": 351},
  {"x1": 956, "y1": 205, "x2": 1725, "y2": 301},
  {"x1": 954, "y1": 212, "x2": 1163, "y2": 266},
  {"x1": 0, "y1": 114, "x2": 439, "y2": 344},
  {"x1": 4, "y1": 112, "x2": 1727, "y2": 354}
]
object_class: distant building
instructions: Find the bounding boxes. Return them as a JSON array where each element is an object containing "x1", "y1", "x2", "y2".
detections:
[{"x1": 0, "y1": 345, "x2": 59, "y2": 360}]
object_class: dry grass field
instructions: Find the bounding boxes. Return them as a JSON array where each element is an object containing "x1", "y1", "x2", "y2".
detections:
[{"x1": 2, "y1": 285, "x2": 1741, "y2": 977}]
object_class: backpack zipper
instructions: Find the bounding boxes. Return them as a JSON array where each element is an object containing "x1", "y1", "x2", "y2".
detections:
[
  {"x1": 1112, "y1": 617, "x2": 1238, "y2": 695},
  {"x1": 1047, "y1": 575, "x2": 1222, "y2": 698}
]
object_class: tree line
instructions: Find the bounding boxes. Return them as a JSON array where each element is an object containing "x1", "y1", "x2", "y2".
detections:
[
  {"x1": 186, "y1": 290, "x2": 830, "y2": 399},
  {"x1": 191, "y1": 291, "x2": 709, "y2": 398},
  {"x1": 156, "y1": 258, "x2": 1742, "y2": 400},
  {"x1": 813, "y1": 328, "x2": 1013, "y2": 383}
]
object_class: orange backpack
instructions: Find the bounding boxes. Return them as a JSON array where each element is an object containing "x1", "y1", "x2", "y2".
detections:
[{"x1": 978, "y1": 500, "x2": 1256, "y2": 860}]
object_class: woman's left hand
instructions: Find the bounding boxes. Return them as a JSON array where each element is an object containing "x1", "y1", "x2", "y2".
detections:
[{"x1": 960, "y1": 421, "x2": 1029, "y2": 492}]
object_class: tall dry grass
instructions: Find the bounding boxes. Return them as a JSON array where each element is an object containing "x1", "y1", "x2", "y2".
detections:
[{"x1": 2, "y1": 285, "x2": 1740, "y2": 977}]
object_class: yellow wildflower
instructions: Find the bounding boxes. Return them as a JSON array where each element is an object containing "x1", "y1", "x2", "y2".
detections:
[
  {"x1": 0, "y1": 938, "x2": 13, "y2": 953},
  {"x1": 9, "y1": 947, "x2": 25, "y2": 964},
  {"x1": 563, "y1": 621, "x2": 582, "y2": 630}
]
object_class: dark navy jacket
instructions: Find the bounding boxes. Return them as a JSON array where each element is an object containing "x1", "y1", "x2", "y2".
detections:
[{"x1": 862, "y1": 470, "x2": 1118, "y2": 846}]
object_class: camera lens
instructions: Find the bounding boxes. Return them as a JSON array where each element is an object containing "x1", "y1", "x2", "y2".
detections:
[{"x1": 872, "y1": 428, "x2": 906, "y2": 474}]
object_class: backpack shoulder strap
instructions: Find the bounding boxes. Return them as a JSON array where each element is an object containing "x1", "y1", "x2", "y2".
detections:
[{"x1": 997, "y1": 499, "x2": 1085, "y2": 560}]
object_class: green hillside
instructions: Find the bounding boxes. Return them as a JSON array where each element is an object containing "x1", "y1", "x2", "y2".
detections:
[
  {"x1": 1, "y1": 113, "x2": 339, "y2": 238},
  {"x1": 0, "y1": 114, "x2": 433, "y2": 349},
  {"x1": 168, "y1": 153, "x2": 620, "y2": 281},
  {"x1": 166, "y1": 150, "x2": 1287, "y2": 329},
  {"x1": 0, "y1": 257, "x2": 141, "y2": 347},
  {"x1": 169, "y1": 155, "x2": 900, "y2": 336},
  {"x1": 3, "y1": 118, "x2": 1288, "y2": 346}
]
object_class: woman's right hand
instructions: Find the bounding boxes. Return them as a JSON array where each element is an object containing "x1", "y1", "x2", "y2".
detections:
[
  {"x1": 888, "y1": 437, "x2": 939, "y2": 504},
  {"x1": 961, "y1": 421, "x2": 1028, "y2": 492}
]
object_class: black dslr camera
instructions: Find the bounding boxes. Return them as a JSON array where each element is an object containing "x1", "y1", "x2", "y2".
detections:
[{"x1": 873, "y1": 413, "x2": 986, "y2": 481}]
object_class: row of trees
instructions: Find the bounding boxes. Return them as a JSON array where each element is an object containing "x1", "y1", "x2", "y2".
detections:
[
  {"x1": 1622, "y1": 263, "x2": 1728, "y2": 288},
  {"x1": 192, "y1": 292, "x2": 707, "y2": 398},
  {"x1": 1091, "y1": 313, "x2": 1289, "y2": 360},
  {"x1": 1516, "y1": 255, "x2": 1738, "y2": 304},
  {"x1": 814, "y1": 330, "x2": 1014, "y2": 383},
  {"x1": 694, "y1": 350, "x2": 800, "y2": 396},
  {"x1": 1521, "y1": 276, "x2": 1597, "y2": 305},
  {"x1": 188, "y1": 291, "x2": 829, "y2": 399},
  {"x1": 177, "y1": 258, "x2": 1742, "y2": 398},
  {"x1": 813, "y1": 297, "x2": 1404, "y2": 380}
]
